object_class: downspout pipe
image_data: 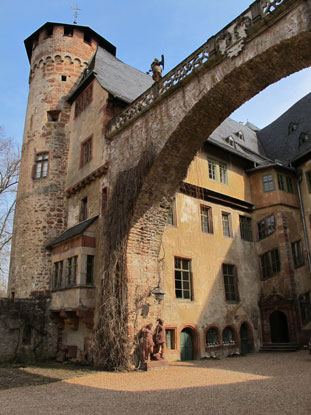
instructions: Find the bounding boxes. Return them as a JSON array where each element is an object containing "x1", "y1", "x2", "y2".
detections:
[{"x1": 296, "y1": 170, "x2": 311, "y2": 275}]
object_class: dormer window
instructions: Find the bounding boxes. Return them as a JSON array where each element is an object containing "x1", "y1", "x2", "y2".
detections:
[
  {"x1": 64, "y1": 25, "x2": 73, "y2": 37},
  {"x1": 288, "y1": 122, "x2": 298, "y2": 135},
  {"x1": 235, "y1": 131, "x2": 244, "y2": 141},
  {"x1": 225, "y1": 136, "x2": 235, "y2": 147},
  {"x1": 299, "y1": 132, "x2": 310, "y2": 146}
]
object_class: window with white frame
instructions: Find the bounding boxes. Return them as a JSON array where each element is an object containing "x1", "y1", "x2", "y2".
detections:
[
  {"x1": 34, "y1": 153, "x2": 48, "y2": 179},
  {"x1": 200, "y1": 205, "x2": 213, "y2": 234},
  {"x1": 207, "y1": 158, "x2": 228, "y2": 184}
]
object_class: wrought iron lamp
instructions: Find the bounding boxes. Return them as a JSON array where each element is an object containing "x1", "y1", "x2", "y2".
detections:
[{"x1": 152, "y1": 285, "x2": 165, "y2": 303}]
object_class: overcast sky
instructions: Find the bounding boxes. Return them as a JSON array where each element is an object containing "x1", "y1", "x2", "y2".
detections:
[{"x1": 0, "y1": 0, "x2": 310, "y2": 144}]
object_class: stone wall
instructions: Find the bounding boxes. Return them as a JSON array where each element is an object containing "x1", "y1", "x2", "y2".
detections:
[{"x1": 0, "y1": 297, "x2": 57, "y2": 363}]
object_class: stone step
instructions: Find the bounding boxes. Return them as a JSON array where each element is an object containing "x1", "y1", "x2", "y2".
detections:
[{"x1": 260, "y1": 343, "x2": 299, "y2": 352}]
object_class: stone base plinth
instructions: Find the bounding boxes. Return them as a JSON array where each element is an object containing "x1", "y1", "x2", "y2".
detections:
[{"x1": 141, "y1": 360, "x2": 169, "y2": 371}]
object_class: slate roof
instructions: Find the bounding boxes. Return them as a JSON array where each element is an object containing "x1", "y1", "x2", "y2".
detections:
[
  {"x1": 68, "y1": 46, "x2": 154, "y2": 105},
  {"x1": 24, "y1": 22, "x2": 116, "y2": 62},
  {"x1": 46, "y1": 216, "x2": 98, "y2": 248},
  {"x1": 257, "y1": 92, "x2": 311, "y2": 165},
  {"x1": 207, "y1": 118, "x2": 270, "y2": 165}
]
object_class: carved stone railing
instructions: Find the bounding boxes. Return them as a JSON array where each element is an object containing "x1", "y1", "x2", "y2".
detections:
[
  {"x1": 261, "y1": 0, "x2": 286, "y2": 14},
  {"x1": 107, "y1": 0, "x2": 291, "y2": 137}
]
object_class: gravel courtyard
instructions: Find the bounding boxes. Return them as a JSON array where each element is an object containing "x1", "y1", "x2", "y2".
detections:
[{"x1": 1, "y1": 351, "x2": 310, "y2": 415}]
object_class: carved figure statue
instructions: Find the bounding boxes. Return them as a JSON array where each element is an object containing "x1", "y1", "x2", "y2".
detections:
[
  {"x1": 153, "y1": 318, "x2": 166, "y2": 360},
  {"x1": 140, "y1": 323, "x2": 154, "y2": 362},
  {"x1": 148, "y1": 56, "x2": 164, "y2": 82}
]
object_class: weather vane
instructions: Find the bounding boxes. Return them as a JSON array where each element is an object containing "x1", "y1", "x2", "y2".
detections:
[{"x1": 70, "y1": 6, "x2": 81, "y2": 25}]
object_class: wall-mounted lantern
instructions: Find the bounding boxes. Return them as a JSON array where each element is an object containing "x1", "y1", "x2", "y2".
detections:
[{"x1": 153, "y1": 285, "x2": 165, "y2": 303}]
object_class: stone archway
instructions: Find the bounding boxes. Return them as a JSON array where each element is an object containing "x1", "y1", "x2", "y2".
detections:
[
  {"x1": 180, "y1": 328, "x2": 194, "y2": 361},
  {"x1": 269, "y1": 310, "x2": 290, "y2": 343},
  {"x1": 179, "y1": 325, "x2": 199, "y2": 361},
  {"x1": 94, "y1": 0, "x2": 311, "y2": 369},
  {"x1": 239, "y1": 322, "x2": 254, "y2": 354}
]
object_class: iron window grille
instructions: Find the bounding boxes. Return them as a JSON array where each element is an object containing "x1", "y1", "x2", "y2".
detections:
[{"x1": 206, "y1": 328, "x2": 219, "y2": 345}]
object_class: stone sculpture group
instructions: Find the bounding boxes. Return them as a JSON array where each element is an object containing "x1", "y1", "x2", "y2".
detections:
[{"x1": 140, "y1": 318, "x2": 166, "y2": 362}]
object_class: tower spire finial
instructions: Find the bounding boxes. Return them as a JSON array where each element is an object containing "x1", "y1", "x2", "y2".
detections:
[{"x1": 70, "y1": 6, "x2": 81, "y2": 25}]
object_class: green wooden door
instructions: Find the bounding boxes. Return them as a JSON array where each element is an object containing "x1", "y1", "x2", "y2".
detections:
[
  {"x1": 240, "y1": 323, "x2": 249, "y2": 355},
  {"x1": 180, "y1": 329, "x2": 193, "y2": 361}
]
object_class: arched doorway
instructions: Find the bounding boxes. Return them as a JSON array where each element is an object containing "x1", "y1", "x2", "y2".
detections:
[
  {"x1": 270, "y1": 311, "x2": 289, "y2": 343},
  {"x1": 180, "y1": 328, "x2": 193, "y2": 361},
  {"x1": 240, "y1": 323, "x2": 250, "y2": 354}
]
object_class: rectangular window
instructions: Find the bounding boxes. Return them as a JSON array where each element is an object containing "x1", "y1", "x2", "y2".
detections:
[
  {"x1": 75, "y1": 83, "x2": 93, "y2": 118},
  {"x1": 262, "y1": 174, "x2": 275, "y2": 192},
  {"x1": 260, "y1": 249, "x2": 280, "y2": 279},
  {"x1": 207, "y1": 159, "x2": 228, "y2": 184},
  {"x1": 167, "y1": 200, "x2": 177, "y2": 226},
  {"x1": 81, "y1": 137, "x2": 92, "y2": 167},
  {"x1": 165, "y1": 329, "x2": 176, "y2": 350},
  {"x1": 53, "y1": 260, "x2": 63, "y2": 289},
  {"x1": 292, "y1": 240, "x2": 304, "y2": 268},
  {"x1": 219, "y1": 163, "x2": 228, "y2": 184},
  {"x1": 64, "y1": 25, "x2": 73, "y2": 36},
  {"x1": 80, "y1": 197, "x2": 88, "y2": 222},
  {"x1": 306, "y1": 171, "x2": 311, "y2": 193},
  {"x1": 277, "y1": 173, "x2": 294, "y2": 193},
  {"x1": 200, "y1": 205, "x2": 213, "y2": 234},
  {"x1": 286, "y1": 176, "x2": 294, "y2": 193},
  {"x1": 240, "y1": 216, "x2": 252, "y2": 241},
  {"x1": 257, "y1": 215, "x2": 275, "y2": 240},
  {"x1": 222, "y1": 264, "x2": 239, "y2": 303},
  {"x1": 208, "y1": 159, "x2": 217, "y2": 181},
  {"x1": 34, "y1": 153, "x2": 48, "y2": 179},
  {"x1": 47, "y1": 110, "x2": 60, "y2": 122},
  {"x1": 66, "y1": 256, "x2": 78, "y2": 286},
  {"x1": 277, "y1": 174, "x2": 285, "y2": 191},
  {"x1": 86, "y1": 255, "x2": 94, "y2": 284},
  {"x1": 222, "y1": 212, "x2": 232, "y2": 238},
  {"x1": 174, "y1": 257, "x2": 192, "y2": 300}
]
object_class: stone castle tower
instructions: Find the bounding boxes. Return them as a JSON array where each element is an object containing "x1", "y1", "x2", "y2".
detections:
[{"x1": 8, "y1": 23, "x2": 115, "y2": 298}]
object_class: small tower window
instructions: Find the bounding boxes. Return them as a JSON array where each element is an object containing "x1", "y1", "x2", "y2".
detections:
[
  {"x1": 84, "y1": 32, "x2": 91, "y2": 44},
  {"x1": 80, "y1": 197, "x2": 88, "y2": 222},
  {"x1": 86, "y1": 255, "x2": 94, "y2": 284},
  {"x1": 47, "y1": 110, "x2": 60, "y2": 122},
  {"x1": 33, "y1": 153, "x2": 49, "y2": 179},
  {"x1": 64, "y1": 25, "x2": 73, "y2": 37},
  {"x1": 61, "y1": 75, "x2": 67, "y2": 82},
  {"x1": 32, "y1": 34, "x2": 39, "y2": 50},
  {"x1": 80, "y1": 136, "x2": 92, "y2": 166},
  {"x1": 45, "y1": 25, "x2": 53, "y2": 37}
]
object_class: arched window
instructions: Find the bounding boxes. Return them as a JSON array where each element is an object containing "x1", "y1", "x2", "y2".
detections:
[
  {"x1": 222, "y1": 326, "x2": 234, "y2": 344},
  {"x1": 206, "y1": 327, "x2": 219, "y2": 345}
]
